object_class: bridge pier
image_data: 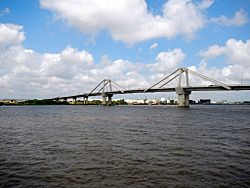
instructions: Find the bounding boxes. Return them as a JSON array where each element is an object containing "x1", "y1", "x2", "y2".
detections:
[
  {"x1": 84, "y1": 97, "x2": 88, "y2": 105},
  {"x1": 102, "y1": 94, "x2": 113, "y2": 106},
  {"x1": 102, "y1": 96, "x2": 107, "y2": 106},
  {"x1": 107, "y1": 95, "x2": 112, "y2": 106},
  {"x1": 176, "y1": 87, "x2": 191, "y2": 108}
]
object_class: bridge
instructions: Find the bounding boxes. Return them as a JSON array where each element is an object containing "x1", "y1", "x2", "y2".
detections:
[{"x1": 49, "y1": 67, "x2": 250, "y2": 107}]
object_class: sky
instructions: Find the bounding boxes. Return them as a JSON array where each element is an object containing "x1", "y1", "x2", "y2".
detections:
[{"x1": 0, "y1": 0, "x2": 250, "y2": 101}]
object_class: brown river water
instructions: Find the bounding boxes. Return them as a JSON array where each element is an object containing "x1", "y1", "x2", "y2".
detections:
[{"x1": 0, "y1": 105, "x2": 249, "y2": 187}]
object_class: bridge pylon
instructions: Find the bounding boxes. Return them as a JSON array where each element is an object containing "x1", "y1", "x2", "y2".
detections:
[
  {"x1": 145, "y1": 67, "x2": 231, "y2": 107},
  {"x1": 87, "y1": 79, "x2": 126, "y2": 106}
]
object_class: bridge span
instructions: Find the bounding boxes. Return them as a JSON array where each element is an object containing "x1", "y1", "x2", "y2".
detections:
[{"x1": 49, "y1": 68, "x2": 250, "y2": 107}]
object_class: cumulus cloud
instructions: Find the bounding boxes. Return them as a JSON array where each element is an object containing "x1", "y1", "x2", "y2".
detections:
[
  {"x1": 210, "y1": 9, "x2": 248, "y2": 26},
  {"x1": 197, "y1": 38, "x2": 250, "y2": 84},
  {"x1": 2, "y1": 30, "x2": 249, "y2": 99},
  {"x1": 0, "y1": 23, "x2": 188, "y2": 98},
  {"x1": 199, "y1": 45, "x2": 225, "y2": 59},
  {"x1": 0, "y1": 23, "x2": 25, "y2": 48},
  {"x1": 200, "y1": 38, "x2": 250, "y2": 66},
  {"x1": 198, "y1": 0, "x2": 214, "y2": 10},
  {"x1": 186, "y1": 61, "x2": 247, "y2": 87},
  {"x1": 153, "y1": 49, "x2": 186, "y2": 71},
  {"x1": 1, "y1": 22, "x2": 249, "y2": 99},
  {"x1": 0, "y1": 24, "x2": 95, "y2": 98},
  {"x1": 40, "y1": 47, "x2": 93, "y2": 79},
  {"x1": 161, "y1": 38, "x2": 250, "y2": 89},
  {"x1": 0, "y1": 46, "x2": 95, "y2": 98},
  {"x1": 40, "y1": 0, "x2": 206, "y2": 44},
  {"x1": 39, "y1": 0, "x2": 249, "y2": 44},
  {"x1": 224, "y1": 39, "x2": 250, "y2": 66},
  {"x1": 1, "y1": 46, "x2": 185, "y2": 98}
]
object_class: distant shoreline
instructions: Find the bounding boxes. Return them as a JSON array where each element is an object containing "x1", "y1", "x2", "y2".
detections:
[{"x1": 1, "y1": 103, "x2": 250, "y2": 106}]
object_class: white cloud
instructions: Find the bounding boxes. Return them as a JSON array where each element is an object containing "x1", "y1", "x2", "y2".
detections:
[
  {"x1": 0, "y1": 23, "x2": 183, "y2": 98},
  {"x1": 39, "y1": 0, "x2": 249, "y2": 44},
  {"x1": 153, "y1": 49, "x2": 186, "y2": 71},
  {"x1": 222, "y1": 66, "x2": 232, "y2": 77},
  {"x1": 40, "y1": 47, "x2": 93, "y2": 80},
  {"x1": 224, "y1": 39, "x2": 250, "y2": 66},
  {"x1": 187, "y1": 62, "x2": 243, "y2": 86},
  {"x1": 0, "y1": 23, "x2": 25, "y2": 48},
  {"x1": 40, "y1": 0, "x2": 206, "y2": 44},
  {"x1": 1, "y1": 36, "x2": 249, "y2": 100},
  {"x1": 0, "y1": 22, "x2": 249, "y2": 100},
  {"x1": 0, "y1": 27, "x2": 96, "y2": 98},
  {"x1": 197, "y1": 38, "x2": 250, "y2": 84},
  {"x1": 0, "y1": 31, "x2": 187, "y2": 98},
  {"x1": 60, "y1": 47, "x2": 93, "y2": 65},
  {"x1": 199, "y1": 45, "x2": 225, "y2": 59},
  {"x1": 150, "y1": 43, "x2": 158, "y2": 50},
  {"x1": 198, "y1": 0, "x2": 214, "y2": 10},
  {"x1": 210, "y1": 9, "x2": 248, "y2": 26},
  {"x1": 0, "y1": 48, "x2": 96, "y2": 98},
  {"x1": 200, "y1": 38, "x2": 250, "y2": 66}
]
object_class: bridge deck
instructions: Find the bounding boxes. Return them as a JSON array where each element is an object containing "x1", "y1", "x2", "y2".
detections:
[{"x1": 49, "y1": 85, "x2": 250, "y2": 100}]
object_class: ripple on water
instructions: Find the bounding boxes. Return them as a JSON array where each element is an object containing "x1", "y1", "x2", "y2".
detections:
[{"x1": 0, "y1": 105, "x2": 250, "y2": 187}]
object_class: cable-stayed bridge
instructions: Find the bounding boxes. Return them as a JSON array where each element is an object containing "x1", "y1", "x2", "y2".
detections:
[{"x1": 49, "y1": 67, "x2": 250, "y2": 107}]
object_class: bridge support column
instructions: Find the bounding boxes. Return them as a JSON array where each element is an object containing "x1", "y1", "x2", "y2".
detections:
[
  {"x1": 102, "y1": 94, "x2": 113, "y2": 106},
  {"x1": 84, "y1": 97, "x2": 88, "y2": 105},
  {"x1": 107, "y1": 95, "x2": 112, "y2": 106},
  {"x1": 176, "y1": 87, "x2": 191, "y2": 108},
  {"x1": 102, "y1": 96, "x2": 107, "y2": 106}
]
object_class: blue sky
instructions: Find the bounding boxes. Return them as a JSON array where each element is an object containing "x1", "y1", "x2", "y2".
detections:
[{"x1": 0, "y1": 0, "x2": 250, "y2": 101}]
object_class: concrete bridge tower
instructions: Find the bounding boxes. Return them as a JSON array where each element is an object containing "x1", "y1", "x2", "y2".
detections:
[{"x1": 144, "y1": 67, "x2": 231, "y2": 108}]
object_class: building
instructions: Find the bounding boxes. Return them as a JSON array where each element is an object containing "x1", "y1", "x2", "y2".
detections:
[{"x1": 200, "y1": 99, "x2": 211, "y2": 104}]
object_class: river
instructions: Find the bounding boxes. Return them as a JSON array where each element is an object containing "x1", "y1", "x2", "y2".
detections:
[{"x1": 0, "y1": 105, "x2": 249, "y2": 187}]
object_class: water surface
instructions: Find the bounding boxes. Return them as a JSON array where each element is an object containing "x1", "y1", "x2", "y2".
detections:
[{"x1": 0, "y1": 105, "x2": 249, "y2": 187}]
